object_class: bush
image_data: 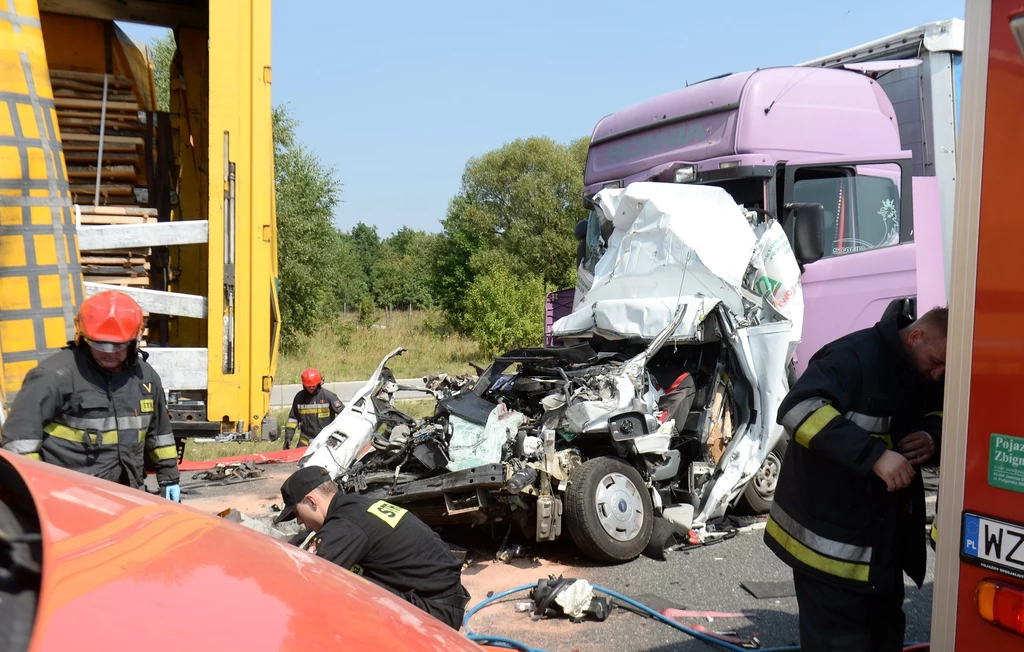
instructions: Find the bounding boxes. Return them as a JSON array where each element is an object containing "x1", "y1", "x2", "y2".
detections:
[
  {"x1": 421, "y1": 306, "x2": 450, "y2": 337},
  {"x1": 465, "y1": 268, "x2": 546, "y2": 355},
  {"x1": 357, "y1": 295, "x2": 378, "y2": 327},
  {"x1": 330, "y1": 319, "x2": 354, "y2": 348}
]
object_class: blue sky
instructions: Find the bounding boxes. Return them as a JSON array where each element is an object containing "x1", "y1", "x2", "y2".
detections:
[{"x1": 118, "y1": 0, "x2": 964, "y2": 237}]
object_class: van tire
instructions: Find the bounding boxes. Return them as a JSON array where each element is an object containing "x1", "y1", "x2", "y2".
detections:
[
  {"x1": 734, "y1": 438, "x2": 788, "y2": 515},
  {"x1": 565, "y1": 457, "x2": 653, "y2": 563}
]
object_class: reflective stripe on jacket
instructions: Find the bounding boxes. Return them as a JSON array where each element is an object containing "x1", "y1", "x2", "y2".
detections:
[
  {"x1": 0, "y1": 344, "x2": 179, "y2": 488},
  {"x1": 763, "y1": 313, "x2": 943, "y2": 593},
  {"x1": 284, "y1": 386, "x2": 344, "y2": 446}
]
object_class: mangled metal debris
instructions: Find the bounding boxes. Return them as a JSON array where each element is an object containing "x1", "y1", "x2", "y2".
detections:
[
  {"x1": 217, "y1": 507, "x2": 300, "y2": 542},
  {"x1": 298, "y1": 183, "x2": 803, "y2": 564},
  {"x1": 193, "y1": 461, "x2": 264, "y2": 483}
]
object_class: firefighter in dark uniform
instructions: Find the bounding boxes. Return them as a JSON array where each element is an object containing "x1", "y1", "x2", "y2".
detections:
[
  {"x1": 1, "y1": 290, "x2": 181, "y2": 500},
  {"x1": 276, "y1": 466, "x2": 470, "y2": 629},
  {"x1": 283, "y1": 367, "x2": 344, "y2": 449},
  {"x1": 763, "y1": 307, "x2": 947, "y2": 651}
]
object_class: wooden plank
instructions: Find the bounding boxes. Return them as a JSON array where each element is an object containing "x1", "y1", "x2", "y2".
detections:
[
  {"x1": 72, "y1": 195, "x2": 142, "y2": 206},
  {"x1": 64, "y1": 152, "x2": 140, "y2": 164},
  {"x1": 75, "y1": 205, "x2": 157, "y2": 217},
  {"x1": 60, "y1": 132, "x2": 143, "y2": 146},
  {"x1": 58, "y1": 109, "x2": 139, "y2": 120},
  {"x1": 142, "y1": 348, "x2": 209, "y2": 390},
  {"x1": 58, "y1": 117, "x2": 146, "y2": 131},
  {"x1": 84, "y1": 283, "x2": 208, "y2": 320},
  {"x1": 81, "y1": 257, "x2": 148, "y2": 266},
  {"x1": 77, "y1": 213, "x2": 155, "y2": 225},
  {"x1": 54, "y1": 97, "x2": 139, "y2": 112},
  {"x1": 82, "y1": 276, "x2": 151, "y2": 286},
  {"x1": 48, "y1": 69, "x2": 134, "y2": 87},
  {"x1": 67, "y1": 165, "x2": 138, "y2": 180},
  {"x1": 53, "y1": 89, "x2": 137, "y2": 102},
  {"x1": 50, "y1": 78, "x2": 133, "y2": 93},
  {"x1": 62, "y1": 143, "x2": 138, "y2": 154},
  {"x1": 69, "y1": 184, "x2": 134, "y2": 197},
  {"x1": 81, "y1": 264, "x2": 149, "y2": 275},
  {"x1": 61, "y1": 127, "x2": 145, "y2": 139},
  {"x1": 77, "y1": 221, "x2": 209, "y2": 250},
  {"x1": 81, "y1": 248, "x2": 151, "y2": 256}
]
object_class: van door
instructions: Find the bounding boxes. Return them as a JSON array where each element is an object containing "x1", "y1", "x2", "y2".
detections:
[{"x1": 781, "y1": 156, "x2": 915, "y2": 375}]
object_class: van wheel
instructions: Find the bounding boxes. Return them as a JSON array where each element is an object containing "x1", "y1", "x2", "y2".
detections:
[
  {"x1": 734, "y1": 439, "x2": 788, "y2": 515},
  {"x1": 565, "y1": 457, "x2": 653, "y2": 563}
]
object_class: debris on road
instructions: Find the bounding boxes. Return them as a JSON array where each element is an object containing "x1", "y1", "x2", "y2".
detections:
[
  {"x1": 531, "y1": 577, "x2": 610, "y2": 623},
  {"x1": 739, "y1": 580, "x2": 796, "y2": 599},
  {"x1": 178, "y1": 447, "x2": 306, "y2": 472},
  {"x1": 496, "y1": 543, "x2": 530, "y2": 563},
  {"x1": 193, "y1": 462, "x2": 264, "y2": 483},
  {"x1": 217, "y1": 507, "x2": 301, "y2": 542}
]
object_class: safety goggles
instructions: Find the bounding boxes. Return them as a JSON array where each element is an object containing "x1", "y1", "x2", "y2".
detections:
[{"x1": 84, "y1": 338, "x2": 132, "y2": 353}]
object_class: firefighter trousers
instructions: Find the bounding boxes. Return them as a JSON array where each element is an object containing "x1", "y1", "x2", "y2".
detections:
[{"x1": 793, "y1": 569, "x2": 905, "y2": 652}]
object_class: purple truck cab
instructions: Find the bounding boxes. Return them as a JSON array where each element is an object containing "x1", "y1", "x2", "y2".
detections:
[{"x1": 549, "y1": 66, "x2": 945, "y2": 376}]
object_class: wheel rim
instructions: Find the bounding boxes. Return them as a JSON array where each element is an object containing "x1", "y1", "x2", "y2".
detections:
[
  {"x1": 752, "y1": 451, "x2": 782, "y2": 499},
  {"x1": 594, "y1": 472, "x2": 645, "y2": 542}
]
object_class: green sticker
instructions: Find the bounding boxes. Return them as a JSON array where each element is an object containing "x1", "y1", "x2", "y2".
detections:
[
  {"x1": 989, "y1": 433, "x2": 1024, "y2": 493},
  {"x1": 754, "y1": 276, "x2": 781, "y2": 297}
]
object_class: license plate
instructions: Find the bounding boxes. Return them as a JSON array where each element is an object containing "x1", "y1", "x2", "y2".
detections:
[{"x1": 961, "y1": 511, "x2": 1024, "y2": 581}]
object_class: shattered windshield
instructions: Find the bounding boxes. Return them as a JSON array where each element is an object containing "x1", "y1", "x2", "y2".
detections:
[{"x1": 704, "y1": 177, "x2": 769, "y2": 214}]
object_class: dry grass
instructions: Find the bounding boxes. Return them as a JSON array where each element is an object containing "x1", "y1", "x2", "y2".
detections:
[
  {"x1": 276, "y1": 311, "x2": 483, "y2": 383},
  {"x1": 182, "y1": 438, "x2": 281, "y2": 462},
  {"x1": 180, "y1": 401, "x2": 437, "y2": 462}
]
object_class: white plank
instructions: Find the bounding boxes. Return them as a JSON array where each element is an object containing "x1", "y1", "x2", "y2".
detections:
[
  {"x1": 84, "y1": 283, "x2": 207, "y2": 319},
  {"x1": 143, "y1": 347, "x2": 208, "y2": 390},
  {"x1": 76, "y1": 220, "x2": 209, "y2": 250}
]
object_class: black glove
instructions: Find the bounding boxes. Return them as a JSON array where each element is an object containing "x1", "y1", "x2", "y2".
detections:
[{"x1": 283, "y1": 438, "x2": 291, "y2": 450}]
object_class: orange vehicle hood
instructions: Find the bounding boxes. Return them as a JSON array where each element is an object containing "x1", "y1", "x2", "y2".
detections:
[{"x1": 3, "y1": 452, "x2": 482, "y2": 652}]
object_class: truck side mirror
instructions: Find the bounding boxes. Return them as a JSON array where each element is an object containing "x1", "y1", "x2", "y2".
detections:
[
  {"x1": 574, "y1": 218, "x2": 588, "y2": 241},
  {"x1": 784, "y1": 202, "x2": 825, "y2": 265}
]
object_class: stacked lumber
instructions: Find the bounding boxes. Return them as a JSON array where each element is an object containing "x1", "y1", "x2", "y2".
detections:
[
  {"x1": 51, "y1": 69, "x2": 156, "y2": 293},
  {"x1": 49, "y1": 69, "x2": 147, "y2": 206},
  {"x1": 74, "y1": 206, "x2": 155, "y2": 287}
]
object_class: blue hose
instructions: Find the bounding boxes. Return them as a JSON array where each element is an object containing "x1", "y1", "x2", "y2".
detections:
[
  {"x1": 462, "y1": 583, "x2": 797, "y2": 652},
  {"x1": 464, "y1": 583, "x2": 928, "y2": 652},
  {"x1": 464, "y1": 584, "x2": 551, "y2": 652},
  {"x1": 592, "y1": 585, "x2": 799, "y2": 652}
]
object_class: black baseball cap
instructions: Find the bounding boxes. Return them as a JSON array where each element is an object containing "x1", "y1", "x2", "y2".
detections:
[{"x1": 276, "y1": 465, "x2": 332, "y2": 524}]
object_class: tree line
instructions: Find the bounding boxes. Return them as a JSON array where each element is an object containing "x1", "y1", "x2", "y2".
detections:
[
  {"x1": 150, "y1": 33, "x2": 589, "y2": 355},
  {"x1": 273, "y1": 106, "x2": 589, "y2": 354}
]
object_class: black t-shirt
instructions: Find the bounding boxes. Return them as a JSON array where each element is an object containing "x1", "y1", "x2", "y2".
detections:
[{"x1": 310, "y1": 493, "x2": 463, "y2": 596}]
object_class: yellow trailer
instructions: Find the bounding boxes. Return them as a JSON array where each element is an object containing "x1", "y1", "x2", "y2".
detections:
[{"x1": 0, "y1": 0, "x2": 280, "y2": 445}]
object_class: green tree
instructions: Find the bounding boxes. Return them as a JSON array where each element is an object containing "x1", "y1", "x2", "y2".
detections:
[
  {"x1": 369, "y1": 245, "x2": 405, "y2": 308},
  {"x1": 350, "y1": 222, "x2": 382, "y2": 277},
  {"x1": 273, "y1": 104, "x2": 346, "y2": 348},
  {"x1": 148, "y1": 31, "x2": 176, "y2": 112},
  {"x1": 435, "y1": 136, "x2": 588, "y2": 332},
  {"x1": 330, "y1": 233, "x2": 369, "y2": 309},
  {"x1": 464, "y1": 266, "x2": 547, "y2": 355}
]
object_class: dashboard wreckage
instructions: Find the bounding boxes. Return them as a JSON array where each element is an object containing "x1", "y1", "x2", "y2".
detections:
[{"x1": 299, "y1": 183, "x2": 818, "y2": 563}]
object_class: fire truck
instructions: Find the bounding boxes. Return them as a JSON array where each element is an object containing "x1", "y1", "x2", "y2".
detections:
[{"x1": 930, "y1": 0, "x2": 1024, "y2": 646}]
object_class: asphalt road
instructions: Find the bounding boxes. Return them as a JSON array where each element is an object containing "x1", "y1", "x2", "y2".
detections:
[
  {"x1": 176, "y1": 464, "x2": 938, "y2": 652},
  {"x1": 269, "y1": 378, "x2": 427, "y2": 407},
  {"x1": 459, "y1": 528, "x2": 935, "y2": 652}
]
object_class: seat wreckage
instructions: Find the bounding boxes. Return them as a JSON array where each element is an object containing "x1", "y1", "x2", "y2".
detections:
[{"x1": 299, "y1": 183, "x2": 804, "y2": 563}]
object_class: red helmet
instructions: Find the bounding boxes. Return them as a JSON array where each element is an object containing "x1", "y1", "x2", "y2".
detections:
[
  {"x1": 301, "y1": 368, "x2": 322, "y2": 390},
  {"x1": 75, "y1": 290, "x2": 143, "y2": 350}
]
